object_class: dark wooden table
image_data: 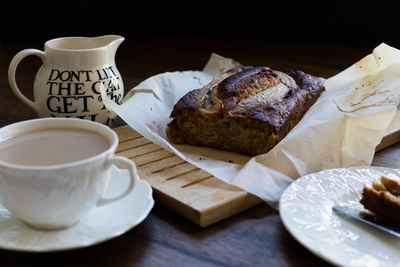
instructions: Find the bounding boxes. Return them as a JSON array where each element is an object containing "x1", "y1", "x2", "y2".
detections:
[{"x1": 0, "y1": 36, "x2": 398, "y2": 266}]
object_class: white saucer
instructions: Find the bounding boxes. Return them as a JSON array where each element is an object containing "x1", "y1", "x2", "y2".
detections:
[
  {"x1": 280, "y1": 166, "x2": 400, "y2": 267},
  {"x1": 0, "y1": 165, "x2": 154, "y2": 252}
]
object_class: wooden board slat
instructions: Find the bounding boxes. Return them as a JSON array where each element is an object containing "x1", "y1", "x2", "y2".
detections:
[
  {"x1": 114, "y1": 112, "x2": 400, "y2": 227},
  {"x1": 114, "y1": 125, "x2": 262, "y2": 227}
]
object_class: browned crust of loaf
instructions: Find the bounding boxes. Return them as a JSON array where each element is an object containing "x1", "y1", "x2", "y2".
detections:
[
  {"x1": 170, "y1": 65, "x2": 256, "y2": 117},
  {"x1": 167, "y1": 67, "x2": 324, "y2": 155},
  {"x1": 360, "y1": 185, "x2": 400, "y2": 223},
  {"x1": 172, "y1": 69, "x2": 323, "y2": 130},
  {"x1": 170, "y1": 89, "x2": 202, "y2": 116},
  {"x1": 248, "y1": 70, "x2": 323, "y2": 131}
]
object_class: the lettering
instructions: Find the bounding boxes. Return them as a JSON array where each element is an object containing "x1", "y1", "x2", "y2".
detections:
[
  {"x1": 46, "y1": 95, "x2": 94, "y2": 113},
  {"x1": 47, "y1": 82, "x2": 85, "y2": 96},
  {"x1": 48, "y1": 69, "x2": 94, "y2": 82},
  {"x1": 45, "y1": 67, "x2": 121, "y2": 121}
]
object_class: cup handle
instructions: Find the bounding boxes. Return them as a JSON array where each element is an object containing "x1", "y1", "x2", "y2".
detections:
[
  {"x1": 8, "y1": 49, "x2": 45, "y2": 112},
  {"x1": 96, "y1": 156, "x2": 138, "y2": 207}
]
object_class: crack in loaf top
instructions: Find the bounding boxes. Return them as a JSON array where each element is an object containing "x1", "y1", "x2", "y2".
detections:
[
  {"x1": 172, "y1": 66, "x2": 324, "y2": 126},
  {"x1": 215, "y1": 67, "x2": 299, "y2": 113}
]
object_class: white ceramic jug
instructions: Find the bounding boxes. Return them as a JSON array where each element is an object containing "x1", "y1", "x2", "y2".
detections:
[{"x1": 8, "y1": 35, "x2": 125, "y2": 125}]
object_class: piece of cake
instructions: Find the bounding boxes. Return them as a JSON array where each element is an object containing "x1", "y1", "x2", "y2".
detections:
[
  {"x1": 166, "y1": 66, "x2": 324, "y2": 155},
  {"x1": 360, "y1": 176, "x2": 400, "y2": 223}
]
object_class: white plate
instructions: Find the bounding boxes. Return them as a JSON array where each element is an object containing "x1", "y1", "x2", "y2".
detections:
[
  {"x1": 0, "y1": 165, "x2": 154, "y2": 252},
  {"x1": 279, "y1": 166, "x2": 400, "y2": 267}
]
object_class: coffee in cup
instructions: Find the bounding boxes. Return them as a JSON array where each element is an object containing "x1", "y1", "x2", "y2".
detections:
[
  {"x1": 0, "y1": 128, "x2": 110, "y2": 166},
  {"x1": 0, "y1": 118, "x2": 138, "y2": 230}
]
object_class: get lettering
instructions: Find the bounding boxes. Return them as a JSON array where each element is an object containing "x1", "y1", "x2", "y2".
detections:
[{"x1": 46, "y1": 95, "x2": 94, "y2": 113}]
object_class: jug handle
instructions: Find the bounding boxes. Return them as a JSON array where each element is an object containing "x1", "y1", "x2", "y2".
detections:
[{"x1": 8, "y1": 49, "x2": 45, "y2": 112}]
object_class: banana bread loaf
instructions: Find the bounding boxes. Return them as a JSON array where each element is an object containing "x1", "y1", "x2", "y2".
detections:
[{"x1": 166, "y1": 66, "x2": 325, "y2": 155}]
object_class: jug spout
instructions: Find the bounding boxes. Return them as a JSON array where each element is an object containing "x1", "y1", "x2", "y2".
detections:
[
  {"x1": 106, "y1": 35, "x2": 124, "y2": 51},
  {"x1": 96, "y1": 35, "x2": 125, "y2": 60}
]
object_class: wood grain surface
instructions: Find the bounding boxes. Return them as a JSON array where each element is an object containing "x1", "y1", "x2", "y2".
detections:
[
  {"x1": 115, "y1": 125, "x2": 262, "y2": 227},
  {"x1": 0, "y1": 37, "x2": 397, "y2": 266}
]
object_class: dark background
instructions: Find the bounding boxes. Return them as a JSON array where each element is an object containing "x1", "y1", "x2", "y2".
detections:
[
  {"x1": 0, "y1": 4, "x2": 399, "y2": 267},
  {"x1": 1, "y1": 2, "x2": 398, "y2": 49}
]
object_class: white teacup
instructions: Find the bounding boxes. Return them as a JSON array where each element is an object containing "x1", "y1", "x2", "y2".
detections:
[{"x1": 0, "y1": 118, "x2": 138, "y2": 230}]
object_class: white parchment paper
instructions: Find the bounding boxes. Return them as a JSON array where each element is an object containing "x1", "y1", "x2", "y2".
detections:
[{"x1": 103, "y1": 44, "x2": 400, "y2": 209}]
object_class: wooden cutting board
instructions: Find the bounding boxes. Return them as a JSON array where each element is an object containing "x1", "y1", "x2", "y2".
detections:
[{"x1": 114, "y1": 111, "x2": 400, "y2": 227}]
